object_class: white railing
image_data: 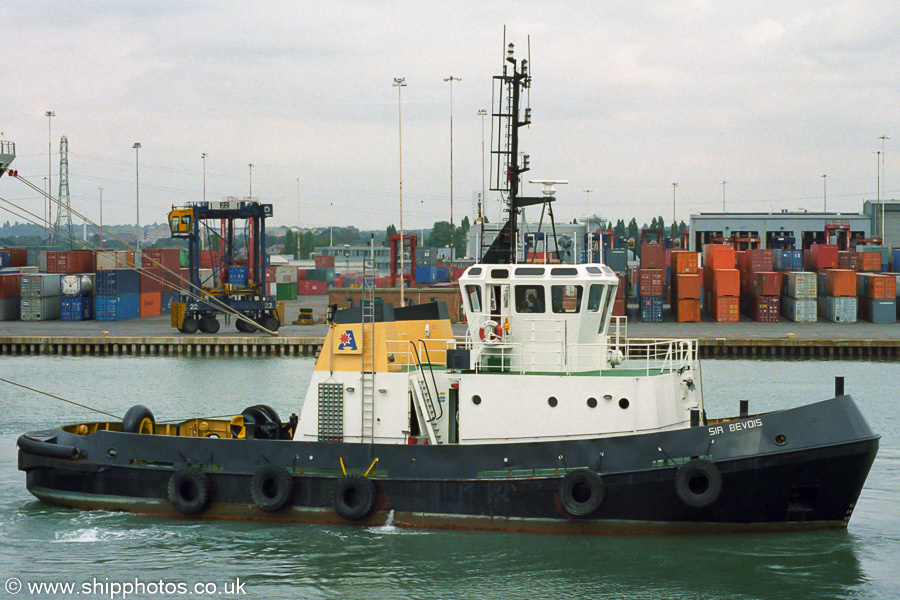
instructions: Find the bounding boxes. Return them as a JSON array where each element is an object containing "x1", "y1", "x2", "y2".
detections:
[{"x1": 612, "y1": 338, "x2": 698, "y2": 375}]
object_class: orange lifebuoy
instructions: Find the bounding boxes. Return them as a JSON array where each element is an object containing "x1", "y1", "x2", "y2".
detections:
[{"x1": 479, "y1": 320, "x2": 503, "y2": 343}]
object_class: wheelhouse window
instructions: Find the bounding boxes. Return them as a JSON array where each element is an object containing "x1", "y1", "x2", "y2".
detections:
[
  {"x1": 551, "y1": 284, "x2": 583, "y2": 313},
  {"x1": 515, "y1": 285, "x2": 545, "y2": 313},
  {"x1": 465, "y1": 285, "x2": 482, "y2": 313},
  {"x1": 587, "y1": 284, "x2": 604, "y2": 312}
]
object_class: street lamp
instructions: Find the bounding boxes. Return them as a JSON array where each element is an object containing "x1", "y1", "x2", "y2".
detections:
[
  {"x1": 878, "y1": 135, "x2": 890, "y2": 240},
  {"x1": 393, "y1": 77, "x2": 407, "y2": 306},
  {"x1": 876, "y1": 151, "x2": 882, "y2": 239},
  {"x1": 248, "y1": 163, "x2": 254, "y2": 199},
  {"x1": 821, "y1": 174, "x2": 826, "y2": 212},
  {"x1": 201, "y1": 153, "x2": 208, "y2": 203},
  {"x1": 45, "y1": 110, "x2": 54, "y2": 243},
  {"x1": 721, "y1": 181, "x2": 726, "y2": 212},
  {"x1": 99, "y1": 187, "x2": 103, "y2": 250},
  {"x1": 444, "y1": 75, "x2": 461, "y2": 270},
  {"x1": 133, "y1": 143, "x2": 141, "y2": 265}
]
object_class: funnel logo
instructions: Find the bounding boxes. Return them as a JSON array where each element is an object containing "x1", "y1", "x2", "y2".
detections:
[{"x1": 337, "y1": 330, "x2": 358, "y2": 351}]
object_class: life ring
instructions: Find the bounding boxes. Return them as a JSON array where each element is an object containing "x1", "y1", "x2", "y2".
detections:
[
  {"x1": 167, "y1": 467, "x2": 212, "y2": 515},
  {"x1": 250, "y1": 465, "x2": 294, "y2": 512},
  {"x1": 478, "y1": 320, "x2": 503, "y2": 344},
  {"x1": 122, "y1": 405, "x2": 155, "y2": 435},
  {"x1": 559, "y1": 469, "x2": 605, "y2": 517},
  {"x1": 674, "y1": 459, "x2": 722, "y2": 508},
  {"x1": 332, "y1": 474, "x2": 376, "y2": 521}
]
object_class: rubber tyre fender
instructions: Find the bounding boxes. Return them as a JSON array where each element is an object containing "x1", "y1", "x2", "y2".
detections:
[
  {"x1": 122, "y1": 405, "x2": 155, "y2": 434},
  {"x1": 167, "y1": 467, "x2": 212, "y2": 515},
  {"x1": 674, "y1": 459, "x2": 723, "y2": 508},
  {"x1": 332, "y1": 475, "x2": 376, "y2": 521},
  {"x1": 250, "y1": 465, "x2": 294, "y2": 512},
  {"x1": 559, "y1": 469, "x2": 605, "y2": 517}
]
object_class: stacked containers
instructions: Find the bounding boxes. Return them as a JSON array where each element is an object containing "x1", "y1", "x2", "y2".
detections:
[
  {"x1": 0, "y1": 273, "x2": 21, "y2": 320},
  {"x1": 737, "y1": 249, "x2": 780, "y2": 322},
  {"x1": 143, "y1": 249, "x2": 183, "y2": 308},
  {"x1": 297, "y1": 280, "x2": 327, "y2": 295},
  {"x1": 838, "y1": 251, "x2": 859, "y2": 270},
  {"x1": 703, "y1": 244, "x2": 739, "y2": 322},
  {"x1": 612, "y1": 273, "x2": 626, "y2": 317},
  {"x1": 817, "y1": 269, "x2": 857, "y2": 323},
  {"x1": 138, "y1": 267, "x2": 162, "y2": 318},
  {"x1": 804, "y1": 244, "x2": 838, "y2": 271},
  {"x1": 45, "y1": 250, "x2": 96, "y2": 274},
  {"x1": 638, "y1": 240, "x2": 664, "y2": 322},
  {"x1": 0, "y1": 247, "x2": 28, "y2": 267},
  {"x1": 857, "y1": 250, "x2": 881, "y2": 273},
  {"x1": 95, "y1": 269, "x2": 140, "y2": 321},
  {"x1": 670, "y1": 250, "x2": 700, "y2": 322},
  {"x1": 773, "y1": 248, "x2": 802, "y2": 271},
  {"x1": 60, "y1": 274, "x2": 94, "y2": 321},
  {"x1": 781, "y1": 272, "x2": 817, "y2": 323},
  {"x1": 20, "y1": 274, "x2": 61, "y2": 321},
  {"x1": 274, "y1": 266, "x2": 297, "y2": 299},
  {"x1": 857, "y1": 273, "x2": 897, "y2": 323},
  {"x1": 96, "y1": 250, "x2": 135, "y2": 270}
]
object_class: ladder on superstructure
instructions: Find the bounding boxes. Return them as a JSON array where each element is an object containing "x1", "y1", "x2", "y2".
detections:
[{"x1": 361, "y1": 256, "x2": 376, "y2": 442}]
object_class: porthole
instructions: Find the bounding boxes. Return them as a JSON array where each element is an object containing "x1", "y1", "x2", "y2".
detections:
[
  {"x1": 472, "y1": 395, "x2": 482, "y2": 405},
  {"x1": 775, "y1": 434, "x2": 787, "y2": 446},
  {"x1": 618, "y1": 398, "x2": 630, "y2": 410},
  {"x1": 106, "y1": 448, "x2": 118, "y2": 459},
  {"x1": 548, "y1": 396, "x2": 558, "y2": 408},
  {"x1": 587, "y1": 397, "x2": 598, "y2": 408}
]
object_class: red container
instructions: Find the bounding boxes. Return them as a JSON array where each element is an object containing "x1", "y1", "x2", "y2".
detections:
[
  {"x1": 670, "y1": 250, "x2": 699, "y2": 274},
  {"x1": 143, "y1": 248, "x2": 182, "y2": 271},
  {"x1": 611, "y1": 297, "x2": 626, "y2": 317},
  {"x1": 736, "y1": 249, "x2": 774, "y2": 272},
  {"x1": 838, "y1": 251, "x2": 859, "y2": 270},
  {"x1": 825, "y1": 269, "x2": 856, "y2": 297},
  {"x1": 199, "y1": 250, "x2": 222, "y2": 269},
  {"x1": 806, "y1": 244, "x2": 839, "y2": 271},
  {"x1": 704, "y1": 268, "x2": 740, "y2": 296},
  {"x1": 742, "y1": 271, "x2": 781, "y2": 296},
  {"x1": 0, "y1": 273, "x2": 20, "y2": 297},
  {"x1": 705, "y1": 292, "x2": 739, "y2": 322},
  {"x1": 674, "y1": 273, "x2": 701, "y2": 299},
  {"x1": 139, "y1": 291, "x2": 161, "y2": 317},
  {"x1": 297, "y1": 268, "x2": 307, "y2": 281},
  {"x1": 674, "y1": 298, "x2": 701, "y2": 322},
  {"x1": 298, "y1": 280, "x2": 327, "y2": 295},
  {"x1": 743, "y1": 294, "x2": 780, "y2": 322},
  {"x1": 265, "y1": 267, "x2": 276, "y2": 283},
  {"x1": 616, "y1": 273, "x2": 626, "y2": 298},
  {"x1": 45, "y1": 250, "x2": 96, "y2": 274},
  {"x1": 0, "y1": 247, "x2": 27, "y2": 267},
  {"x1": 639, "y1": 268, "x2": 664, "y2": 297},
  {"x1": 640, "y1": 243, "x2": 665, "y2": 269},
  {"x1": 704, "y1": 244, "x2": 735, "y2": 270},
  {"x1": 858, "y1": 251, "x2": 881, "y2": 273},
  {"x1": 139, "y1": 267, "x2": 163, "y2": 293},
  {"x1": 314, "y1": 254, "x2": 336, "y2": 269}
]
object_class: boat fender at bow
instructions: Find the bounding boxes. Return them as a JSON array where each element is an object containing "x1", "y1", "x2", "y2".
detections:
[
  {"x1": 122, "y1": 405, "x2": 155, "y2": 435},
  {"x1": 167, "y1": 467, "x2": 212, "y2": 515},
  {"x1": 250, "y1": 465, "x2": 294, "y2": 512},
  {"x1": 674, "y1": 459, "x2": 723, "y2": 508},
  {"x1": 17, "y1": 434, "x2": 80, "y2": 460},
  {"x1": 559, "y1": 469, "x2": 605, "y2": 517},
  {"x1": 332, "y1": 474, "x2": 376, "y2": 521}
]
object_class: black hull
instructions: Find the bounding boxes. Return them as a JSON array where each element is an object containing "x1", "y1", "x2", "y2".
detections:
[{"x1": 18, "y1": 396, "x2": 879, "y2": 533}]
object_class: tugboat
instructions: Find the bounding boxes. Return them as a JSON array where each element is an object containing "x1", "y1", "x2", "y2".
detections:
[{"x1": 18, "y1": 44, "x2": 879, "y2": 533}]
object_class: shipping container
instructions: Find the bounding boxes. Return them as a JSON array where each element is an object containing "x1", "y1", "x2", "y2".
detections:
[
  {"x1": 736, "y1": 249, "x2": 774, "y2": 272},
  {"x1": 95, "y1": 269, "x2": 141, "y2": 297},
  {"x1": 96, "y1": 250, "x2": 136, "y2": 270},
  {"x1": 605, "y1": 249, "x2": 628, "y2": 273},
  {"x1": 741, "y1": 271, "x2": 781, "y2": 297},
  {"x1": 139, "y1": 292, "x2": 162, "y2": 317},
  {"x1": 838, "y1": 251, "x2": 859, "y2": 270},
  {"x1": 142, "y1": 248, "x2": 182, "y2": 271},
  {"x1": 704, "y1": 244, "x2": 735, "y2": 270},
  {"x1": 139, "y1": 267, "x2": 163, "y2": 294},
  {"x1": 773, "y1": 249, "x2": 803, "y2": 271},
  {"x1": 817, "y1": 295, "x2": 857, "y2": 323},
  {"x1": 783, "y1": 272, "x2": 817, "y2": 299},
  {"x1": 704, "y1": 268, "x2": 740, "y2": 296},
  {"x1": 705, "y1": 292, "x2": 739, "y2": 322},
  {"x1": 0, "y1": 251, "x2": 9, "y2": 268},
  {"x1": 274, "y1": 266, "x2": 297, "y2": 283},
  {"x1": 96, "y1": 294, "x2": 140, "y2": 321},
  {"x1": 21, "y1": 296, "x2": 61, "y2": 321},
  {"x1": 435, "y1": 267, "x2": 450, "y2": 283},
  {"x1": 276, "y1": 282, "x2": 298, "y2": 300},
  {"x1": 825, "y1": 269, "x2": 857, "y2": 297},
  {"x1": 674, "y1": 298, "x2": 701, "y2": 322},
  {"x1": 20, "y1": 274, "x2": 61, "y2": 298},
  {"x1": 0, "y1": 273, "x2": 20, "y2": 298},
  {"x1": 61, "y1": 296, "x2": 94, "y2": 321},
  {"x1": 297, "y1": 280, "x2": 327, "y2": 295},
  {"x1": 640, "y1": 243, "x2": 665, "y2": 269},
  {"x1": 858, "y1": 273, "x2": 897, "y2": 300},
  {"x1": 616, "y1": 273, "x2": 626, "y2": 299},
  {"x1": 227, "y1": 266, "x2": 249, "y2": 285},
  {"x1": 314, "y1": 254, "x2": 336, "y2": 269},
  {"x1": 858, "y1": 297, "x2": 896, "y2": 324},
  {"x1": 893, "y1": 249, "x2": 900, "y2": 271},
  {"x1": 742, "y1": 294, "x2": 780, "y2": 323},
  {"x1": 61, "y1": 274, "x2": 94, "y2": 297},
  {"x1": 673, "y1": 273, "x2": 701, "y2": 299},
  {"x1": 198, "y1": 250, "x2": 223, "y2": 269},
  {"x1": 160, "y1": 291, "x2": 179, "y2": 313},
  {"x1": 0, "y1": 296, "x2": 20, "y2": 320},
  {"x1": 0, "y1": 247, "x2": 27, "y2": 267},
  {"x1": 858, "y1": 251, "x2": 881, "y2": 273},
  {"x1": 639, "y1": 269, "x2": 664, "y2": 297},
  {"x1": 611, "y1": 297, "x2": 626, "y2": 317},
  {"x1": 805, "y1": 244, "x2": 839, "y2": 271},
  {"x1": 45, "y1": 250, "x2": 96, "y2": 274},
  {"x1": 415, "y1": 266, "x2": 438, "y2": 284},
  {"x1": 26, "y1": 246, "x2": 63, "y2": 267},
  {"x1": 781, "y1": 297, "x2": 817, "y2": 323},
  {"x1": 638, "y1": 296, "x2": 664, "y2": 323},
  {"x1": 669, "y1": 250, "x2": 699, "y2": 274}
]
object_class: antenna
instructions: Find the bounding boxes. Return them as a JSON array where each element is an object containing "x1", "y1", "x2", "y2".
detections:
[{"x1": 529, "y1": 180, "x2": 568, "y2": 197}]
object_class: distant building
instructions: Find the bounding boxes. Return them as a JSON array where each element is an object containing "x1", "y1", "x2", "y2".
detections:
[
  {"x1": 316, "y1": 245, "x2": 391, "y2": 272},
  {"x1": 863, "y1": 199, "x2": 900, "y2": 248},
  {"x1": 688, "y1": 211, "x2": 874, "y2": 251}
]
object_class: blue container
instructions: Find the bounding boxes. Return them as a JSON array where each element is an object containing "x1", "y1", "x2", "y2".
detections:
[
  {"x1": 774, "y1": 249, "x2": 802, "y2": 271},
  {"x1": 96, "y1": 269, "x2": 141, "y2": 296},
  {"x1": 892, "y1": 249, "x2": 900, "y2": 271},
  {"x1": 96, "y1": 294, "x2": 140, "y2": 321},
  {"x1": 435, "y1": 267, "x2": 450, "y2": 283},
  {"x1": 415, "y1": 266, "x2": 437, "y2": 284},
  {"x1": 227, "y1": 267, "x2": 249, "y2": 285},
  {"x1": 639, "y1": 296, "x2": 664, "y2": 323},
  {"x1": 0, "y1": 251, "x2": 10, "y2": 268},
  {"x1": 61, "y1": 296, "x2": 94, "y2": 321}
]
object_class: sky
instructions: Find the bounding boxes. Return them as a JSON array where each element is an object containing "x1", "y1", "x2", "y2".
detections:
[{"x1": 1, "y1": 0, "x2": 898, "y2": 235}]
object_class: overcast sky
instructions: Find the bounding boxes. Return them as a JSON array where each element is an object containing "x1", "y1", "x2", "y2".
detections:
[{"x1": 1, "y1": 1, "x2": 897, "y2": 234}]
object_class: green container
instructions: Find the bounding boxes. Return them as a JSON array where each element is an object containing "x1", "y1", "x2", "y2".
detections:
[
  {"x1": 179, "y1": 249, "x2": 188, "y2": 268},
  {"x1": 276, "y1": 282, "x2": 298, "y2": 300}
]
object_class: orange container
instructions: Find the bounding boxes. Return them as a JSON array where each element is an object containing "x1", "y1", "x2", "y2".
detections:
[
  {"x1": 863, "y1": 274, "x2": 897, "y2": 299},
  {"x1": 825, "y1": 269, "x2": 857, "y2": 297},
  {"x1": 670, "y1": 251, "x2": 699, "y2": 274},
  {"x1": 704, "y1": 245, "x2": 735, "y2": 270},
  {"x1": 674, "y1": 298, "x2": 701, "y2": 322},
  {"x1": 704, "y1": 268, "x2": 740, "y2": 296},
  {"x1": 139, "y1": 291, "x2": 161, "y2": 317},
  {"x1": 858, "y1": 251, "x2": 881, "y2": 273},
  {"x1": 674, "y1": 273, "x2": 701, "y2": 299},
  {"x1": 705, "y1": 292, "x2": 739, "y2": 322}
]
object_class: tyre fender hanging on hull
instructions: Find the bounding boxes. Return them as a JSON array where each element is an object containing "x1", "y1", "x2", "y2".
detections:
[
  {"x1": 332, "y1": 475, "x2": 376, "y2": 521},
  {"x1": 559, "y1": 469, "x2": 605, "y2": 517},
  {"x1": 674, "y1": 459, "x2": 723, "y2": 508},
  {"x1": 167, "y1": 467, "x2": 212, "y2": 515}
]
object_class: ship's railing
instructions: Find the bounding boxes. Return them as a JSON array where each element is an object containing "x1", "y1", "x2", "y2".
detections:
[
  {"x1": 612, "y1": 338, "x2": 698, "y2": 374},
  {"x1": 384, "y1": 338, "x2": 455, "y2": 367}
]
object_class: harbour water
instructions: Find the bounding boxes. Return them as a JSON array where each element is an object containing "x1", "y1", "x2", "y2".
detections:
[{"x1": 1, "y1": 355, "x2": 898, "y2": 599}]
